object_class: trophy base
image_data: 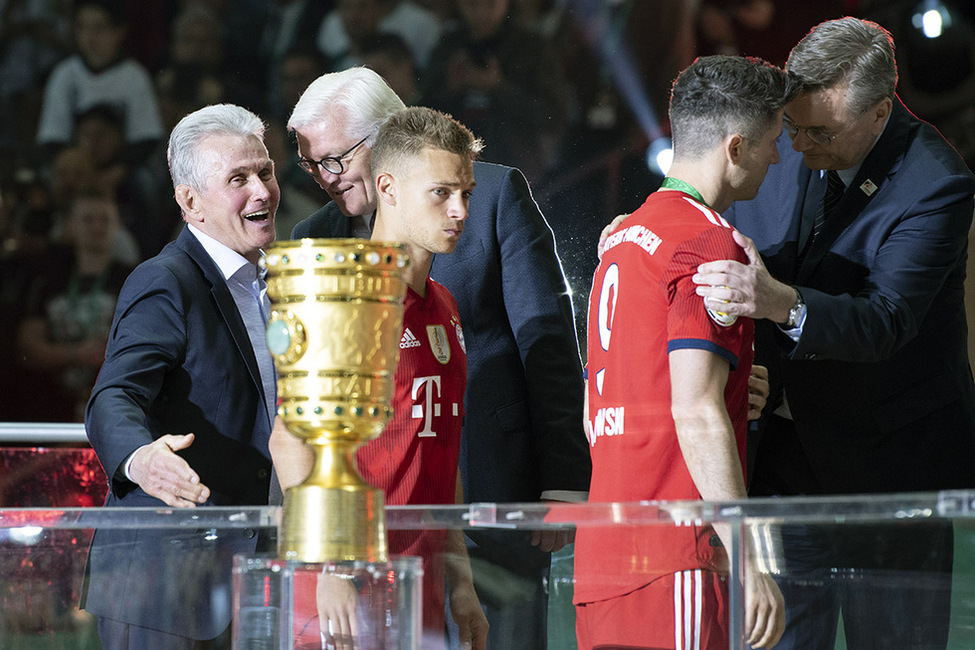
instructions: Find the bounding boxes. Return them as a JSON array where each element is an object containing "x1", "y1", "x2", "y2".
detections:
[
  {"x1": 233, "y1": 554, "x2": 423, "y2": 650},
  {"x1": 280, "y1": 483, "x2": 388, "y2": 563}
]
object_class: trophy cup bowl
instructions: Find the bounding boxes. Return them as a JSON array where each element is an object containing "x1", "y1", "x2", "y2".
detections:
[{"x1": 264, "y1": 239, "x2": 409, "y2": 563}]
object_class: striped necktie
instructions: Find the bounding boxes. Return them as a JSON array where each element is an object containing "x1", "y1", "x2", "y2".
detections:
[{"x1": 812, "y1": 170, "x2": 845, "y2": 243}]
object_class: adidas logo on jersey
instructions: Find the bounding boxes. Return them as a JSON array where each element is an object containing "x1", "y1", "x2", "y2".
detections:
[{"x1": 400, "y1": 328, "x2": 421, "y2": 349}]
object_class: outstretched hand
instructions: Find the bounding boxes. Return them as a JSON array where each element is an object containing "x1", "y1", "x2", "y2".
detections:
[
  {"x1": 128, "y1": 434, "x2": 210, "y2": 507},
  {"x1": 692, "y1": 230, "x2": 794, "y2": 323}
]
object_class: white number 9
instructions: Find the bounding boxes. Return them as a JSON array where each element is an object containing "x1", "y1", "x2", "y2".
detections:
[{"x1": 597, "y1": 263, "x2": 620, "y2": 352}]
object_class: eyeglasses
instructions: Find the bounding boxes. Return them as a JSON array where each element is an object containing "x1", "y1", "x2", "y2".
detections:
[
  {"x1": 782, "y1": 112, "x2": 863, "y2": 147},
  {"x1": 297, "y1": 135, "x2": 370, "y2": 176}
]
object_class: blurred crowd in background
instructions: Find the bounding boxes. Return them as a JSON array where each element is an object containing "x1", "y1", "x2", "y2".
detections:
[{"x1": 2, "y1": 0, "x2": 974, "y2": 422}]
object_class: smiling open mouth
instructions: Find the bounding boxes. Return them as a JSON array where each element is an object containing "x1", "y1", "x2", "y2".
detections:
[{"x1": 244, "y1": 209, "x2": 270, "y2": 222}]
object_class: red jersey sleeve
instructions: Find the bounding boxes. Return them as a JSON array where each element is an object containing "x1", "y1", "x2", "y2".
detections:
[{"x1": 663, "y1": 226, "x2": 750, "y2": 368}]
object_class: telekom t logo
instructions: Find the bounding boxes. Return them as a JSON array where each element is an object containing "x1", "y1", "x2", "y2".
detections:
[{"x1": 410, "y1": 375, "x2": 459, "y2": 437}]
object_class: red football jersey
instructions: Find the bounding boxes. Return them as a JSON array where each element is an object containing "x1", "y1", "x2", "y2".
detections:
[
  {"x1": 575, "y1": 189, "x2": 754, "y2": 604},
  {"x1": 356, "y1": 277, "x2": 466, "y2": 633}
]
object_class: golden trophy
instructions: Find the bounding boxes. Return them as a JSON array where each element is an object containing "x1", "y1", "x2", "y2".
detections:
[{"x1": 264, "y1": 239, "x2": 409, "y2": 563}]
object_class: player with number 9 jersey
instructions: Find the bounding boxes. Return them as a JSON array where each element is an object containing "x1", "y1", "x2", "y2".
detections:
[{"x1": 575, "y1": 188, "x2": 754, "y2": 618}]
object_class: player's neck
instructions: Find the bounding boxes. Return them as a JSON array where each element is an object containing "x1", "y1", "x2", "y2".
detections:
[
  {"x1": 664, "y1": 161, "x2": 731, "y2": 213},
  {"x1": 401, "y1": 246, "x2": 432, "y2": 297},
  {"x1": 371, "y1": 217, "x2": 431, "y2": 296}
]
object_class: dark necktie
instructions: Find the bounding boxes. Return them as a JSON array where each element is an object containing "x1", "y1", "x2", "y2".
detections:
[
  {"x1": 798, "y1": 170, "x2": 844, "y2": 269},
  {"x1": 812, "y1": 170, "x2": 845, "y2": 243}
]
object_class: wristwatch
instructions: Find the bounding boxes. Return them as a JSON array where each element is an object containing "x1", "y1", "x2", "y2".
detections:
[{"x1": 783, "y1": 288, "x2": 804, "y2": 329}]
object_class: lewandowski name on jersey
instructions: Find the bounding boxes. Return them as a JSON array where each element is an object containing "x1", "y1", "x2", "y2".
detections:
[{"x1": 589, "y1": 405, "x2": 625, "y2": 447}]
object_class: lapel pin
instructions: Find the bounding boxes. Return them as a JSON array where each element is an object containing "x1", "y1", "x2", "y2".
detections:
[{"x1": 860, "y1": 179, "x2": 878, "y2": 196}]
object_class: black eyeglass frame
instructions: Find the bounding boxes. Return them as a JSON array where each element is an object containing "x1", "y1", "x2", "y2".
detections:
[
  {"x1": 781, "y1": 111, "x2": 865, "y2": 147},
  {"x1": 297, "y1": 135, "x2": 370, "y2": 176}
]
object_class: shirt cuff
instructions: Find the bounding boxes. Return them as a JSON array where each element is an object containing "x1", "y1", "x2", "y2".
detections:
[
  {"x1": 540, "y1": 489, "x2": 589, "y2": 503},
  {"x1": 121, "y1": 450, "x2": 137, "y2": 482}
]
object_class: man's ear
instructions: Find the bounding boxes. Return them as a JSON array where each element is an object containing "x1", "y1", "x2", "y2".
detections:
[
  {"x1": 725, "y1": 133, "x2": 745, "y2": 166},
  {"x1": 376, "y1": 172, "x2": 397, "y2": 207},
  {"x1": 868, "y1": 97, "x2": 893, "y2": 136},
  {"x1": 175, "y1": 184, "x2": 203, "y2": 224}
]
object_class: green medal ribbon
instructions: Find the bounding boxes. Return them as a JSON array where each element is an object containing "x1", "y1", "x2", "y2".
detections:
[{"x1": 660, "y1": 177, "x2": 709, "y2": 208}]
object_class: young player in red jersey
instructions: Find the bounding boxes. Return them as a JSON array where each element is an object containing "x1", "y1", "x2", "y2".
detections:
[
  {"x1": 358, "y1": 106, "x2": 483, "y2": 647},
  {"x1": 575, "y1": 56, "x2": 796, "y2": 650},
  {"x1": 271, "y1": 106, "x2": 488, "y2": 650}
]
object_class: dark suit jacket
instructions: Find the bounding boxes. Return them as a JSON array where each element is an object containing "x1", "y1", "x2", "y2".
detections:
[
  {"x1": 292, "y1": 161, "x2": 592, "y2": 507},
  {"x1": 727, "y1": 97, "x2": 975, "y2": 495},
  {"x1": 83, "y1": 227, "x2": 272, "y2": 639}
]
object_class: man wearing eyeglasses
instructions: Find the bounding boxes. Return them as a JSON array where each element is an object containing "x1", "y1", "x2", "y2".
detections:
[
  {"x1": 280, "y1": 67, "x2": 591, "y2": 650},
  {"x1": 692, "y1": 17, "x2": 975, "y2": 650}
]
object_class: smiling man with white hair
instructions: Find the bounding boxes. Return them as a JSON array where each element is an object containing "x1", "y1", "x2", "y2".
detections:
[{"x1": 83, "y1": 103, "x2": 279, "y2": 649}]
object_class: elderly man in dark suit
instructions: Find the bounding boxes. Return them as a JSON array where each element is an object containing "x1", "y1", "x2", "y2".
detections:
[
  {"x1": 83, "y1": 103, "x2": 279, "y2": 649},
  {"x1": 282, "y1": 67, "x2": 591, "y2": 648},
  {"x1": 693, "y1": 17, "x2": 975, "y2": 650}
]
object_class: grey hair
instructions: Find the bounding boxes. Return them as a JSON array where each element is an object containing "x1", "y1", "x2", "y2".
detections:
[
  {"x1": 786, "y1": 17, "x2": 897, "y2": 115},
  {"x1": 167, "y1": 104, "x2": 266, "y2": 190},
  {"x1": 669, "y1": 55, "x2": 798, "y2": 160},
  {"x1": 287, "y1": 67, "x2": 405, "y2": 146}
]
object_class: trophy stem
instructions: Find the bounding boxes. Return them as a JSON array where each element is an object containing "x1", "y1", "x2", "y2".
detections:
[
  {"x1": 280, "y1": 438, "x2": 388, "y2": 564},
  {"x1": 306, "y1": 436, "x2": 361, "y2": 488}
]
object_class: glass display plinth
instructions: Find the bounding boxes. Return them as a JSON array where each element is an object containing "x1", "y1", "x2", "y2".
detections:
[
  {"x1": 234, "y1": 555, "x2": 423, "y2": 650},
  {"x1": 6, "y1": 425, "x2": 975, "y2": 649}
]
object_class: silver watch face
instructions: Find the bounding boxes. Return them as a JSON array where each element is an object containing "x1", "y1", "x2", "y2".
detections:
[{"x1": 788, "y1": 298, "x2": 803, "y2": 327}]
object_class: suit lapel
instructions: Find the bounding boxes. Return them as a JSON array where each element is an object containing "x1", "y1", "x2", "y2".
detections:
[
  {"x1": 175, "y1": 228, "x2": 266, "y2": 404},
  {"x1": 328, "y1": 202, "x2": 356, "y2": 237},
  {"x1": 798, "y1": 97, "x2": 912, "y2": 282}
]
